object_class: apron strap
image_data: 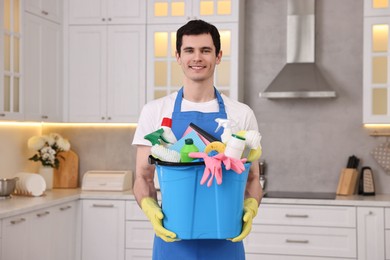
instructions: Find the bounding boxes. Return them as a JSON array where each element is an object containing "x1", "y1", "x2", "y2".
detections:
[{"x1": 173, "y1": 87, "x2": 225, "y2": 114}]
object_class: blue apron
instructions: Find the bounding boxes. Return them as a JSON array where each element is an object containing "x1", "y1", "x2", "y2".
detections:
[{"x1": 152, "y1": 87, "x2": 245, "y2": 260}]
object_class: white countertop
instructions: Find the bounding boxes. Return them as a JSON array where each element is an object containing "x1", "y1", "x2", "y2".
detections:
[{"x1": 1, "y1": 189, "x2": 390, "y2": 219}]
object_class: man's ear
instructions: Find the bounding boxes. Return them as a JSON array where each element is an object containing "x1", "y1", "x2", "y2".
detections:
[
  {"x1": 175, "y1": 51, "x2": 181, "y2": 63},
  {"x1": 216, "y1": 50, "x2": 223, "y2": 64}
]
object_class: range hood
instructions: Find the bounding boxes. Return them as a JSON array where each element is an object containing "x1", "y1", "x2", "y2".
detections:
[{"x1": 259, "y1": 0, "x2": 336, "y2": 99}]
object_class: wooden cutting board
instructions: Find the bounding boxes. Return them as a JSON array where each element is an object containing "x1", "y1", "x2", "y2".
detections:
[{"x1": 53, "y1": 150, "x2": 79, "y2": 188}]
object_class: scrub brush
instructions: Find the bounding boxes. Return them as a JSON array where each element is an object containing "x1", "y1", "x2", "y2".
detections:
[{"x1": 151, "y1": 145, "x2": 181, "y2": 163}]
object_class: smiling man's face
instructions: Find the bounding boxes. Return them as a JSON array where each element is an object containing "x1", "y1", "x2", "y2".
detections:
[{"x1": 176, "y1": 33, "x2": 222, "y2": 84}]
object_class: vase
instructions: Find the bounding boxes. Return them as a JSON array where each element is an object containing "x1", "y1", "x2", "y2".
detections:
[{"x1": 39, "y1": 166, "x2": 54, "y2": 190}]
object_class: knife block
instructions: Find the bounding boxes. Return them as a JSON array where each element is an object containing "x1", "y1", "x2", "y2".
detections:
[{"x1": 336, "y1": 168, "x2": 358, "y2": 195}]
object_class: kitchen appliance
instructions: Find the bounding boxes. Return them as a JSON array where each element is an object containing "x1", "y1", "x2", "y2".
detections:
[
  {"x1": 358, "y1": 167, "x2": 376, "y2": 196},
  {"x1": 82, "y1": 170, "x2": 132, "y2": 191},
  {"x1": 0, "y1": 177, "x2": 18, "y2": 197},
  {"x1": 259, "y1": 0, "x2": 336, "y2": 98}
]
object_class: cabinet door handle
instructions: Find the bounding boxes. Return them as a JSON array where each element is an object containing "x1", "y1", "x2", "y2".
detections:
[
  {"x1": 10, "y1": 218, "x2": 26, "y2": 225},
  {"x1": 36, "y1": 211, "x2": 50, "y2": 217},
  {"x1": 108, "y1": 18, "x2": 112, "y2": 21},
  {"x1": 107, "y1": 116, "x2": 111, "y2": 120},
  {"x1": 286, "y1": 239, "x2": 309, "y2": 244},
  {"x1": 60, "y1": 205, "x2": 72, "y2": 211},
  {"x1": 101, "y1": 116, "x2": 105, "y2": 120},
  {"x1": 41, "y1": 115, "x2": 48, "y2": 119},
  {"x1": 102, "y1": 18, "x2": 106, "y2": 21},
  {"x1": 285, "y1": 214, "x2": 309, "y2": 218},
  {"x1": 92, "y1": 204, "x2": 114, "y2": 208},
  {"x1": 0, "y1": 113, "x2": 5, "y2": 117},
  {"x1": 41, "y1": 10, "x2": 49, "y2": 15}
]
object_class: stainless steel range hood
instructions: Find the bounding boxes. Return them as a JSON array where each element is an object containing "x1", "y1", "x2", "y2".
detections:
[{"x1": 259, "y1": 0, "x2": 336, "y2": 99}]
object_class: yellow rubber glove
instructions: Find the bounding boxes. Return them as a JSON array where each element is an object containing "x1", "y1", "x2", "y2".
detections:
[
  {"x1": 141, "y1": 197, "x2": 177, "y2": 242},
  {"x1": 231, "y1": 198, "x2": 258, "y2": 242}
]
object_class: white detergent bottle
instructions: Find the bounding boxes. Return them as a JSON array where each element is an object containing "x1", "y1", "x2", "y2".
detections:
[
  {"x1": 160, "y1": 117, "x2": 177, "y2": 146},
  {"x1": 224, "y1": 134, "x2": 246, "y2": 160}
]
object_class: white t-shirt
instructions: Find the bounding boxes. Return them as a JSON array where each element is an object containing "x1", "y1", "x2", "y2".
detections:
[{"x1": 132, "y1": 91, "x2": 259, "y2": 146}]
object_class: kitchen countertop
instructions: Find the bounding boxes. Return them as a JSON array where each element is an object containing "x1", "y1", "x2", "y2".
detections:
[{"x1": 1, "y1": 189, "x2": 390, "y2": 219}]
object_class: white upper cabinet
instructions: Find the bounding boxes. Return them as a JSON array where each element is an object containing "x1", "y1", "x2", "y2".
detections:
[
  {"x1": 147, "y1": 0, "x2": 240, "y2": 24},
  {"x1": 68, "y1": 25, "x2": 145, "y2": 123},
  {"x1": 25, "y1": 0, "x2": 62, "y2": 23},
  {"x1": 364, "y1": 0, "x2": 390, "y2": 123},
  {"x1": 66, "y1": 0, "x2": 146, "y2": 123},
  {"x1": 146, "y1": 0, "x2": 244, "y2": 102},
  {"x1": 68, "y1": 0, "x2": 146, "y2": 25},
  {"x1": 24, "y1": 12, "x2": 62, "y2": 122},
  {"x1": 0, "y1": 0, "x2": 23, "y2": 121},
  {"x1": 365, "y1": 0, "x2": 390, "y2": 16}
]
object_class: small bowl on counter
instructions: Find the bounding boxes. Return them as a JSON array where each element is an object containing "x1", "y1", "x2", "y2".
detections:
[{"x1": 0, "y1": 177, "x2": 18, "y2": 197}]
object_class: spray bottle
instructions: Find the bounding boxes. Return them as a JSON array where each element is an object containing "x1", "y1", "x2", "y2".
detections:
[
  {"x1": 215, "y1": 118, "x2": 236, "y2": 143},
  {"x1": 160, "y1": 117, "x2": 177, "y2": 147}
]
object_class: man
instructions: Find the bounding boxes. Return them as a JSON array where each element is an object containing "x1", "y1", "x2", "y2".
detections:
[{"x1": 132, "y1": 19, "x2": 262, "y2": 260}]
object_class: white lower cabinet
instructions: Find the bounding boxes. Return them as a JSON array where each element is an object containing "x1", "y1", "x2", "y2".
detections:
[
  {"x1": 385, "y1": 208, "x2": 390, "y2": 259},
  {"x1": 1, "y1": 201, "x2": 78, "y2": 260},
  {"x1": 357, "y1": 207, "x2": 385, "y2": 260},
  {"x1": 81, "y1": 199, "x2": 125, "y2": 260},
  {"x1": 245, "y1": 204, "x2": 357, "y2": 259},
  {"x1": 125, "y1": 200, "x2": 154, "y2": 260}
]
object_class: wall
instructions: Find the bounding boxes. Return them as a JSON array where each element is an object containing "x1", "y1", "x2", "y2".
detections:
[
  {"x1": 3, "y1": 0, "x2": 390, "y2": 194},
  {"x1": 0, "y1": 124, "x2": 41, "y2": 177},
  {"x1": 245, "y1": 0, "x2": 390, "y2": 193}
]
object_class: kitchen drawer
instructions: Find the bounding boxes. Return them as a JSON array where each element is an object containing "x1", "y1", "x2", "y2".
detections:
[
  {"x1": 385, "y1": 208, "x2": 390, "y2": 229},
  {"x1": 246, "y1": 253, "x2": 354, "y2": 260},
  {"x1": 125, "y1": 221, "x2": 154, "y2": 249},
  {"x1": 126, "y1": 200, "x2": 148, "y2": 220},
  {"x1": 126, "y1": 249, "x2": 153, "y2": 260},
  {"x1": 256, "y1": 204, "x2": 356, "y2": 227},
  {"x1": 245, "y1": 225, "x2": 356, "y2": 258},
  {"x1": 386, "y1": 230, "x2": 390, "y2": 259}
]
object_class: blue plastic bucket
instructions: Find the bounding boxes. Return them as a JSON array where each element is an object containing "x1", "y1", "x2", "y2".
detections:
[{"x1": 150, "y1": 156, "x2": 250, "y2": 240}]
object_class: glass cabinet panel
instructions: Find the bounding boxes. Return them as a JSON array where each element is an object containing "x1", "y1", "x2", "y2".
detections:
[
  {"x1": 372, "y1": 24, "x2": 388, "y2": 51},
  {"x1": 372, "y1": 56, "x2": 387, "y2": 84},
  {"x1": 373, "y1": 0, "x2": 388, "y2": 9},
  {"x1": 372, "y1": 88, "x2": 387, "y2": 115},
  {"x1": 2, "y1": 0, "x2": 21, "y2": 115}
]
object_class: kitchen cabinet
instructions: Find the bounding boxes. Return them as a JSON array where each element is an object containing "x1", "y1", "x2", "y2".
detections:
[
  {"x1": 245, "y1": 204, "x2": 357, "y2": 259},
  {"x1": 0, "y1": 0, "x2": 23, "y2": 121},
  {"x1": 364, "y1": 0, "x2": 390, "y2": 16},
  {"x1": 363, "y1": 0, "x2": 390, "y2": 123},
  {"x1": 146, "y1": 0, "x2": 244, "y2": 102},
  {"x1": 23, "y1": 11, "x2": 62, "y2": 122},
  {"x1": 81, "y1": 199, "x2": 125, "y2": 260},
  {"x1": 125, "y1": 200, "x2": 154, "y2": 259},
  {"x1": 147, "y1": 0, "x2": 239, "y2": 24},
  {"x1": 1, "y1": 201, "x2": 78, "y2": 260},
  {"x1": 25, "y1": 0, "x2": 62, "y2": 23},
  {"x1": 357, "y1": 207, "x2": 385, "y2": 260},
  {"x1": 67, "y1": 24, "x2": 145, "y2": 123},
  {"x1": 385, "y1": 208, "x2": 390, "y2": 259},
  {"x1": 68, "y1": 0, "x2": 146, "y2": 25}
]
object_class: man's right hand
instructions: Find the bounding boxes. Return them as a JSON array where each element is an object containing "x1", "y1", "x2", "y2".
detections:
[{"x1": 141, "y1": 197, "x2": 178, "y2": 242}]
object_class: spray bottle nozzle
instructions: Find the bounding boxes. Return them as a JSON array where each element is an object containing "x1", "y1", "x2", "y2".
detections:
[{"x1": 215, "y1": 118, "x2": 235, "y2": 133}]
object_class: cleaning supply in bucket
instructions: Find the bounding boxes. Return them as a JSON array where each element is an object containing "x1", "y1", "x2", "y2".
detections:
[
  {"x1": 236, "y1": 130, "x2": 262, "y2": 162},
  {"x1": 224, "y1": 134, "x2": 246, "y2": 160},
  {"x1": 151, "y1": 145, "x2": 181, "y2": 163},
  {"x1": 160, "y1": 117, "x2": 177, "y2": 147},
  {"x1": 144, "y1": 129, "x2": 165, "y2": 146},
  {"x1": 150, "y1": 155, "x2": 251, "y2": 239},
  {"x1": 180, "y1": 138, "x2": 199, "y2": 162},
  {"x1": 215, "y1": 118, "x2": 237, "y2": 143}
]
